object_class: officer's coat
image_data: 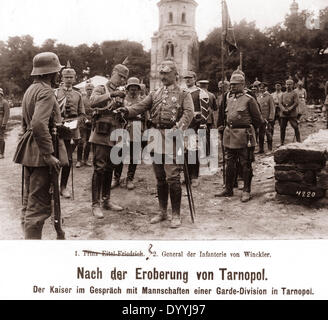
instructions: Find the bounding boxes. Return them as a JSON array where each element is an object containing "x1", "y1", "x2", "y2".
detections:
[
  {"x1": 257, "y1": 91, "x2": 275, "y2": 121},
  {"x1": 124, "y1": 94, "x2": 143, "y2": 142},
  {"x1": 223, "y1": 92, "x2": 263, "y2": 149},
  {"x1": 13, "y1": 81, "x2": 64, "y2": 167},
  {"x1": 280, "y1": 91, "x2": 299, "y2": 118},
  {"x1": 89, "y1": 81, "x2": 123, "y2": 147},
  {"x1": 55, "y1": 86, "x2": 85, "y2": 140},
  {"x1": 126, "y1": 84, "x2": 194, "y2": 154},
  {"x1": 0, "y1": 99, "x2": 10, "y2": 128}
]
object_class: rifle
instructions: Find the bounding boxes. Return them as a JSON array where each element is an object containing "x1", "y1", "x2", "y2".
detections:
[
  {"x1": 21, "y1": 166, "x2": 24, "y2": 205},
  {"x1": 183, "y1": 153, "x2": 196, "y2": 223},
  {"x1": 51, "y1": 125, "x2": 65, "y2": 240}
]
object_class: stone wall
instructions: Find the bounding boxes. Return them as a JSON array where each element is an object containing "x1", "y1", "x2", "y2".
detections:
[{"x1": 274, "y1": 130, "x2": 328, "y2": 201}]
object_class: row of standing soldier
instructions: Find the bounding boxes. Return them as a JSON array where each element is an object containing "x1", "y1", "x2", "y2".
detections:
[{"x1": 13, "y1": 51, "x2": 303, "y2": 240}]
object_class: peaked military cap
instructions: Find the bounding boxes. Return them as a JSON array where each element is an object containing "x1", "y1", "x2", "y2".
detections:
[
  {"x1": 286, "y1": 79, "x2": 294, "y2": 85},
  {"x1": 159, "y1": 60, "x2": 178, "y2": 73},
  {"x1": 85, "y1": 82, "x2": 95, "y2": 90},
  {"x1": 253, "y1": 78, "x2": 261, "y2": 87},
  {"x1": 198, "y1": 80, "x2": 209, "y2": 84},
  {"x1": 183, "y1": 70, "x2": 196, "y2": 79}
]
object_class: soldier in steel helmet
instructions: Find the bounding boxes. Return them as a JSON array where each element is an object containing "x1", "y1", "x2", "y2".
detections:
[
  {"x1": 279, "y1": 79, "x2": 301, "y2": 145},
  {"x1": 55, "y1": 62, "x2": 86, "y2": 198},
  {"x1": 216, "y1": 71, "x2": 264, "y2": 202},
  {"x1": 76, "y1": 82, "x2": 94, "y2": 167},
  {"x1": 112, "y1": 77, "x2": 146, "y2": 190},
  {"x1": 116, "y1": 60, "x2": 194, "y2": 228},
  {"x1": 0, "y1": 88, "x2": 10, "y2": 159},
  {"x1": 89, "y1": 63, "x2": 129, "y2": 219},
  {"x1": 13, "y1": 52, "x2": 66, "y2": 239}
]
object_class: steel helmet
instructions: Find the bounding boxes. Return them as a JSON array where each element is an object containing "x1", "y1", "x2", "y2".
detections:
[{"x1": 31, "y1": 52, "x2": 64, "y2": 76}]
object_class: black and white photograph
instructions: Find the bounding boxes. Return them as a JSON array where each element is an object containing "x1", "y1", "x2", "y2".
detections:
[{"x1": 0, "y1": 0, "x2": 328, "y2": 301}]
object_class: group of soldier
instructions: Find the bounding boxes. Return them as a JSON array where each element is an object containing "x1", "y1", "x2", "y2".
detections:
[{"x1": 6, "y1": 50, "x2": 316, "y2": 240}]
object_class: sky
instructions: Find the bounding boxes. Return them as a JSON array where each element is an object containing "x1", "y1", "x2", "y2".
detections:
[{"x1": 0, "y1": 0, "x2": 327, "y2": 50}]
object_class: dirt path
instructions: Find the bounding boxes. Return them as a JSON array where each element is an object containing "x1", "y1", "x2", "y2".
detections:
[{"x1": 0, "y1": 111, "x2": 327, "y2": 240}]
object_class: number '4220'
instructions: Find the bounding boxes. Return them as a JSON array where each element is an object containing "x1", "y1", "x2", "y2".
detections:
[{"x1": 296, "y1": 191, "x2": 316, "y2": 198}]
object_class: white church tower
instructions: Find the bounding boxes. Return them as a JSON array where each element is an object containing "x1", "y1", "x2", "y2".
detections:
[{"x1": 150, "y1": 0, "x2": 199, "y2": 90}]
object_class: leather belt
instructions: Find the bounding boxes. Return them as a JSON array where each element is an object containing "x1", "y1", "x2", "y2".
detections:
[
  {"x1": 151, "y1": 123, "x2": 173, "y2": 129},
  {"x1": 227, "y1": 124, "x2": 251, "y2": 129}
]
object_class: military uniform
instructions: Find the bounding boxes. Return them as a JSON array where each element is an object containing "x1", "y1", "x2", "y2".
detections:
[
  {"x1": 198, "y1": 80, "x2": 217, "y2": 157},
  {"x1": 125, "y1": 80, "x2": 194, "y2": 227},
  {"x1": 217, "y1": 73, "x2": 263, "y2": 202},
  {"x1": 55, "y1": 84, "x2": 85, "y2": 193},
  {"x1": 280, "y1": 84, "x2": 300, "y2": 144},
  {"x1": 271, "y1": 89, "x2": 283, "y2": 129},
  {"x1": 77, "y1": 85, "x2": 94, "y2": 166},
  {"x1": 294, "y1": 85, "x2": 307, "y2": 119},
  {"x1": 257, "y1": 89, "x2": 275, "y2": 153},
  {"x1": 0, "y1": 89, "x2": 10, "y2": 159},
  {"x1": 13, "y1": 51, "x2": 65, "y2": 239},
  {"x1": 89, "y1": 63, "x2": 129, "y2": 218},
  {"x1": 113, "y1": 92, "x2": 146, "y2": 186}
]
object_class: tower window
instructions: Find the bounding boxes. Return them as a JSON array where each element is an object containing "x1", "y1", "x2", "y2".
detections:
[
  {"x1": 168, "y1": 12, "x2": 173, "y2": 23},
  {"x1": 182, "y1": 13, "x2": 186, "y2": 23}
]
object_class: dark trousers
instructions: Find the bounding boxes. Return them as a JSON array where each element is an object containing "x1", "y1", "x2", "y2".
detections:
[
  {"x1": 60, "y1": 139, "x2": 78, "y2": 188},
  {"x1": 272, "y1": 110, "x2": 281, "y2": 137},
  {"x1": 280, "y1": 117, "x2": 301, "y2": 144},
  {"x1": 114, "y1": 140, "x2": 147, "y2": 181},
  {"x1": 21, "y1": 166, "x2": 52, "y2": 239},
  {"x1": 258, "y1": 122, "x2": 273, "y2": 151},
  {"x1": 187, "y1": 150, "x2": 200, "y2": 180},
  {"x1": 92, "y1": 144, "x2": 117, "y2": 207},
  {"x1": 0, "y1": 128, "x2": 5, "y2": 155},
  {"x1": 153, "y1": 155, "x2": 183, "y2": 215},
  {"x1": 77, "y1": 126, "x2": 91, "y2": 162},
  {"x1": 225, "y1": 147, "x2": 254, "y2": 193}
]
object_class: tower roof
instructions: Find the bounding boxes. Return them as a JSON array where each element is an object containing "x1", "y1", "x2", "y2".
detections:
[
  {"x1": 158, "y1": 0, "x2": 198, "y2": 7},
  {"x1": 290, "y1": 0, "x2": 299, "y2": 13}
]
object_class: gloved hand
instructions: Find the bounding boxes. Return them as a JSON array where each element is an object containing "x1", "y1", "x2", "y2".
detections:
[
  {"x1": 111, "y1": 91, "x2": 126, "y2": 99},
  {"x1": 218, "y1": 126, "x2": 225, "y2": 134},
  {"x1": 43, "y1": 154, "x2": 61, "y2": 174},
  {"x1": 114, "y1": 107, "x2": 129, "y2": 117}
]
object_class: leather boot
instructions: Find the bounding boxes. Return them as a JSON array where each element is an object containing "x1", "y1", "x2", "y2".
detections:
[
  {"x1": 102, "y1": 201, "x2": 123, "y2": 211},
  {"x1": 92, "y1": 206, "x2": 104, "y2": 219},
  {"x1": 0, "y1": 140, "x2": 5, "y2": 157},
  {"x1": 215, "y1": 165, "x2": 235, "y2": 197},
  {"x1": 267, "y1": 140, "x2": 273, "y2": 151},
  {"x1": 92, "y1": 172, "x2": 104, "y2": 218},
  {"x1": 150, "y1": 183, "x2": 169, "y2": 224},
  {"x1": 241, "y1": 168, "x2": 253, "y2": 202},
  {"x1": 170, "y1": 183, "x2": 182, "y2": 229},
  {"x1": 24, "y1": 226, "x2": 42, "y2": 240},
  {"x1": 60, "y1": 163, "x2": 71, "y2": 195},
  {"x1": 92, "y1": 171, "x2": 101, "y2": 208}
]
